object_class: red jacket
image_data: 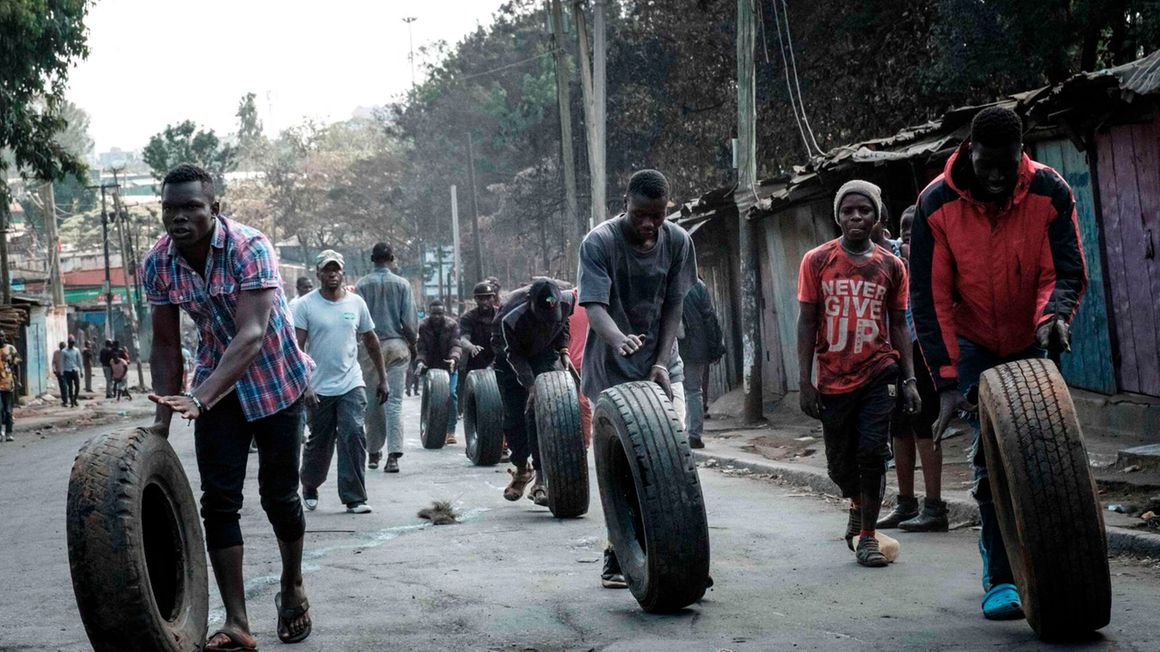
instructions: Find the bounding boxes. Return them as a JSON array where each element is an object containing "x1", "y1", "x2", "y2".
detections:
[{"x1": 910, "y1": 142, "x2": 1088, "y2": 391}]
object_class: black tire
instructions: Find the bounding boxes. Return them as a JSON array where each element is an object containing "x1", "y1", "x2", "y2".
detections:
[
  {"x1": 66, "y1": 427, "x2": 209, "y2": 652},
  {"x1": 979, "y1": 359, "x2": 1111, "y2": 640},
  {"x1": 421, "y1": 368, "x2": 451, "y2": 449},
  {"x1": 534, "y1": 370, "x2": 589, "y2": 518},
  {"x1": 593, "y1": 381, "x2": 710, "y2": 613},
  {"x1": 464, "y1": 368, "x2": 505, "y2": 466}
]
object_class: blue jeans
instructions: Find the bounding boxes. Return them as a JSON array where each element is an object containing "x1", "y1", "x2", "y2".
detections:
[
  {"x1": 683, "y1": 361, "x2": 707, "y2": 439},
  {"x1": 447, "y1": 369, "x2": 459, "y2": 435},
  {"x1": 957, "y1": 337, "x2": 1046, "y2": 590}
]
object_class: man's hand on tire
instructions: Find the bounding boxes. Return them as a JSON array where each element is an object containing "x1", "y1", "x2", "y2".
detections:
[
  {"x1": 648, "y1": 364, "x2": 673, "y2": 400},
  {"x1": 445, "y1": 358, "x2": 458, "y2": 373},
  {"x1": 415, "y1": 362, "x2": 427, "y2": 376},
  {"x1": 933, "y1": 388, "x2": 968, "y2": 450},
  {"x1": 1036, "y1": 315, "x2": 1072, "y2": 354},
  {"x1": 799, "y1": 383, "x2": 822, "y2": 420}
]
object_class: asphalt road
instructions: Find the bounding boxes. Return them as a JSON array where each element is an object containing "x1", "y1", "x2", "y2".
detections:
[{"x1": 1, "y1": 392, "x2": 1158, "y2": 651}]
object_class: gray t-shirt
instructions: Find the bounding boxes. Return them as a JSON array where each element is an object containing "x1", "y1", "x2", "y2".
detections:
[
  {"x1": 355, "y1": 267, "x2": 418, "y2": 343},
  {"x1": 61, "y1": 347, "x2": 83, "y2": 373},
  {"x1": 292, "y1": 290, "x2": 375, "y2": 396},
  {"x1": 577, "y1": 215, "x2": 697, "y2": 400}
]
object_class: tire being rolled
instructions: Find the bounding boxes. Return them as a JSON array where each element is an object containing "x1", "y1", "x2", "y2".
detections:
[
  {"x1": 533, "y1": 370, "x2": 588, "y2": 518},
  {"x1": 979, "y1": 358, "x2": 1111, "y2": 640},
  {"x1": 421, "y1": 368, "x2": 452, "y2": 449},
  {"x1": 465, "y1": 368, "x2": 505, "y2": 466},
  {"x1": 593, "y1": 381, "x2": 710, "y2": 613},
  {"x1": 66, "y1": 427, "x2": 208, "y2": 652}
]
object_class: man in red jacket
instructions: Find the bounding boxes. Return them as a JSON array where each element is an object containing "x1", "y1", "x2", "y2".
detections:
[{"x1": 910, "y1": 106, "x2": 1087, "y2": 620}]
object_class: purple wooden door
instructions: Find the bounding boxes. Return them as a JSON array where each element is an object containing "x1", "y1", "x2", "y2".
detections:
[{"x1": 1095, "y1": 121, "x2": 1160, "y2": 397}]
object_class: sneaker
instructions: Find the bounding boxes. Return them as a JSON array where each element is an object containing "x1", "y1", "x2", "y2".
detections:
[
  {"x1": 855, "y1": 535, "x2": 890, "y2": 568},
  {"x1": 689, "y1": 436, "x2": 705, "y2": 449},
  {"x1": 844, "y1": 508, "x2": 862, "y2": 551},
  {"x1": 368, "y1": 452, "x2": 382, "y2": 470},
  {"x1": 3, "y1": 434, "x2": 11, "y2": 442},
  {"x1": 877, "y1": 495, "x2": 920, "y2": 529},
  {"x1": 445, "y1": 433, "x2": 458, "y2": 445},
  {"x1": 384, "y1": 453, "x2": 400, "y2": 473},
  {"x1": 528, "y1": 470, "x2": 549, "y2": 507},
  {"x1": 303, "y1": 494, "x2": 318, "y2": 511},
  {"x1": 899, "y1": 498, "x2": 950, "y2": 532},
  {"x1": 504, "y1": 466, "x2": 533, "y2": 501},
  {"x1": 500, "y1": 448, "x2": 511, "y2": 463},
  {"x1": 346, "y1": 502, "x2": 373, "y2": 514},
  {"x1": 601, "y1": 548, "x2": 628, "y2": 588}
]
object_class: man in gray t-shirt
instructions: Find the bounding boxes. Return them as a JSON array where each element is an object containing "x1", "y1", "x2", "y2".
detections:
[
  {"x1": 576, "y1": 169, "x2": 697, "y2": 589},
  {"x1": 293, "y1": 250, "x2": 388, "y2": 514}
]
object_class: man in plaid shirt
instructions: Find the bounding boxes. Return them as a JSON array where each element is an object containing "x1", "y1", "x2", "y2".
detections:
[{"x1": 144, "y1": 164, "x2": 314, "y2": 649}]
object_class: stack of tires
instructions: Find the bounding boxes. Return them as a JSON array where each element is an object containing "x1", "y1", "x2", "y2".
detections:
[
  {"x1": 533, "y1": 370, "x2": 589, "y2": 518},
  {"x1": 464, "y1": 368, "x2": 505, "y2": 465},
  {"x1": 67, "y1": 427, "x2": 209, "y2": 651},
  {"x1": 593, "y1": 381, "x2": 711, "y2": 613},
  {"x1": 978, "y1": 358, "x2": 1111, "y2": 640},
  {"x1": 420, "y1": 368, "x2": 452, "y2": 449}
]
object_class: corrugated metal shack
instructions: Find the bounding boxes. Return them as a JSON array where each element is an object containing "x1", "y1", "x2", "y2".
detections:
[{"x1": 678, "y1": 49, "x2": 1160, "y2": 403}]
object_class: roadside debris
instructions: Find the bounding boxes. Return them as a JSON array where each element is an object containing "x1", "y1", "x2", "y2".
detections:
[{"x1": 418, "y1": 501, "x2": 459, "y2": 525}]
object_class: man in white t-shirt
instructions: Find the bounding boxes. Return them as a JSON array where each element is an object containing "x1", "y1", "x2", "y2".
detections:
[{"x1": 293, "y1": 251, "x2": 389, "y2": 514}]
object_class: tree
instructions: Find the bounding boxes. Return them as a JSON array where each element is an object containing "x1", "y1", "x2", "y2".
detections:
[
  {"x1": 235, "y1": 92, "x2": 268, "y2": 169},
  {"x1": 142, "y1": 120, "x2": 237, "y2": 191}
]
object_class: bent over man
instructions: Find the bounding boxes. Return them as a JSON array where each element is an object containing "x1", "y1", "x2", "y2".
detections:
[
  {"x1": 493, "y1": 278, "x2": 574, "y2": 506},
  {"x1": 146, "y1": 164, "x2": 314, "y2": 649},
  {"x1": 910, "y1": 106, "x2": 1087, "y2": 620}
]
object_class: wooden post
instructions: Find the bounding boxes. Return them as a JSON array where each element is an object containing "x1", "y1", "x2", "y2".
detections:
[
  {"x1": 592, "y1": 0, "x2": 607, "y2": 222},
  {"x1": 574, "y1": 1, "x2": 602, "y2": 229},
  {"x1": 109, "y1": 174, "x2": 145, "y2": 389},
  {"x1": 450, "y1": 184, "x2": 462, "y2": 307},
  {"x1": 0, "y1": 200, "x2": 9, "y2": 305},
  {"x1": 548, "y1": 0, "x2": 582, "y2": 269},
  {"x1": 466, "y1": 133, "x2": 484, "y2": 284},
  {"x1": 39, "y1": 182, "x2": 66, "y2": 306},
  {"x1": 736, "y1": 0, "x2": 764, "y2": 423}
]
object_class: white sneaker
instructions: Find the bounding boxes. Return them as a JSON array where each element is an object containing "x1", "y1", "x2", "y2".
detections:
[
  {"x1": 346, "y1": 502, "x2": 373, "y2": 514},
  {"x1": 303, "y1": 496, "x2": 318, "y2": 511}
]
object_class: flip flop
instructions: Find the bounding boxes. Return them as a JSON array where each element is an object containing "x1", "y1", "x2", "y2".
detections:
[
  {"x1": 275, "y1": 592, "x2": 312, "y2": 644},
  {"x1": 205, "y1": 629, "x2": 258, "y2": 652},
  {"x1": 982, "y1": 583, "x2": 1025, "y2": 620}
]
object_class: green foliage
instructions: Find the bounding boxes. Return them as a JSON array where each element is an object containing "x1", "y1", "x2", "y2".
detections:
[
  {"x1": 142, "y1": 121, "x2": 237, "y2": 191},
  {"x1": 235, "y1": 92, "x2": 268, "y2": 169},
  {"x1": 0, "y1": 0, "x2": 92, "y2": 208}
]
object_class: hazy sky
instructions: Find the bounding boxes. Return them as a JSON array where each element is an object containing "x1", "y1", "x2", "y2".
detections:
[{"x1": 68, "y1": 0, "x2": 511, "y2": 152}]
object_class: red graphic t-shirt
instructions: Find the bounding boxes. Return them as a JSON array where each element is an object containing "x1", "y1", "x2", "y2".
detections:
[{"x1": 797, "y1": 239, "x2": 908, "y2": 394}]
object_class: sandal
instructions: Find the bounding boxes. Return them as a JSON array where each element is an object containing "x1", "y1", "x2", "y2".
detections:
[
  {"x1": 275, "y1": 592, "x2": 312, "y2": 644},
  {"x1": 205, "y1": 629, "x2": 258, "y2": 652},
  {"x1": 982, "y1": 583, "x2": 1024, "y2": 620}
]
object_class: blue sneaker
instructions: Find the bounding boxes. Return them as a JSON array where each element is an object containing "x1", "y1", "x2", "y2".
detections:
[{"x1": 982, "y1": 583, "x2": 1024, "y2": 620}]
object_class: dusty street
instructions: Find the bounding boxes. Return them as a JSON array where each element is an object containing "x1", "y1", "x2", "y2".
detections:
[{"x1": 1, "y1": 393, "x2": 1158, "y2": 651}]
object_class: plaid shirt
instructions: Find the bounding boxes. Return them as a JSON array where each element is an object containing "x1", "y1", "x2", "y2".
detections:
[{"x1": 143, "y1": 216, "x2": 312, "y2": 421}]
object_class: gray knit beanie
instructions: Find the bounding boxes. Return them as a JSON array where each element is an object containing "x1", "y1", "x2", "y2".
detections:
[{"x1": 833, "y1": 179, "x2": 884, "y2": 225}]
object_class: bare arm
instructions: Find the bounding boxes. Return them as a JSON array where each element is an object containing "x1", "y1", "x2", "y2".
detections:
[
  {"x1": 891, "y1": 308, "x2": 921, "y2": 416},
  {"x1": 586, "y1": 303, "x2": 644, "y2": 355},
  {"x1": 651, "y1": 296, "x2": 683, "y2": 369},
  {"x1": 796, "y1": 302, "x2": 822, "y2": 419},
  {"x1": 148, "y1": 304, "x2": 184, "y2": 435}
]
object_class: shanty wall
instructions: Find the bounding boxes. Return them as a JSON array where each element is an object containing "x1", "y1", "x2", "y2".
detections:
[{"x1": 686, "y1": 215, "x2": 741, "y2": 403}]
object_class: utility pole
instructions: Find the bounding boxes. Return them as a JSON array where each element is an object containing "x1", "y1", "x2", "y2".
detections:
[
  {"x1": 89, "y1": 183, "x2": 115, "y2": 341},
  {"x1": 39, "y1": 182, "x2": 65, "y2": 306},
  {"x1": 465, "y1": 133, "x2": 484, "y2": 284},
  {"x1": 736, "y1": 0, "x2": 764, "y2": 423},
  {"x1": 547, "y1": 0, "x2": 581, "y2": 270},
  {"x1": 573, "y1": 1, "x2": 606, "y2": 228},
  {"x1": 450, "y1": 184, "x2": 462, "y2": 307},
  {"x1": 110, "y1": 170, "x2": 145, "y2": 388},
  {"x1": 592, "y1": 0, "x2": 607, "y2": 223},
  {"x1": 0, "y1": 201, "x2": 10, "y2": 305},
  {"x1": 403, "y1": 16, "x2": 418, "y2": 89}
]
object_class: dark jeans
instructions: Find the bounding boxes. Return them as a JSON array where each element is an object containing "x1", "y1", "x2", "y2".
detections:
[
  {"x1": 63, "y1": 370, "x2": 80, "y2": 404},
  {"x1": 494, "y1": 348, "x2": 560, "y2": 471},
  {"x1": 55, "y1": 373, "x2": 68, "y2": 404},
  {"x1": 301, "y1": 387, "x2": 368, "y2": 506},
  {"x1": 0, "y1": 390, "x2": 13, "y2": 431},
  {"x1": 102, "y1": 366, "x2": 113, "y2": 397},
  {"x1": 819, "y1": 365, "x2": 897, "y2": 499},
  {"x1": 194, "y1": 392, "x2": 306, "y2": 551},
  {"x1": 958, "y1": 337, "x2": 1046, "y2": 590}
]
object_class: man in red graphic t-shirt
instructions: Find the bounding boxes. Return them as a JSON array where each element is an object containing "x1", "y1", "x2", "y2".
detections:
[{"x1": 797, "y1": 179, "x2": 921, "y2": 568}]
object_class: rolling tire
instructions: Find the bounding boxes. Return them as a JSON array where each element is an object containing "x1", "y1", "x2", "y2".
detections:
[
  {"x1": 533, "y1": 370, "x2": 589, "y2": 518},
  {"x1": 979, "y1": 358, "x2": 1111, "y2": 640},
  {"x1": 464, "y1": 368, "x2": 505, "y2": 466},
  {"x1": 66, "y1": 427, "x2": 209, "y2": 652},
  {"x1": 421, "y1": 368, "x2": 451, "y2": 449},
  {"x1": 593, "y1": 381, "x2": 710, "y2": 613}
]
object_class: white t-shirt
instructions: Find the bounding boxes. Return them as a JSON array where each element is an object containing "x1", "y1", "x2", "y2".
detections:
[{"x1": 291, "y1": 290, "x2": 375, "y2": 396}]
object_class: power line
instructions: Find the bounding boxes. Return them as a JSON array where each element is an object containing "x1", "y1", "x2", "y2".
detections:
[
  {"x1": 769, "y1": 0, "x2": 814, "y2": 157},
  {"x1": 457, "y1": 49, "x2": 559, "y2": 83},
  {"x1": 779, "y1": 0, "x2": 822, "y2": 154}
]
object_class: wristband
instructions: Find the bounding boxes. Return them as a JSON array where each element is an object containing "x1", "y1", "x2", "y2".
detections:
[
  {"x1": 183, "y1": 391, "x2": 206, "y2": 413},
  {"x1": 651, "y1": 364, "x2": 669, "y2": 373},
  {"x1": 902, "y1": 377, "x2": 918, "y2": 386}
]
